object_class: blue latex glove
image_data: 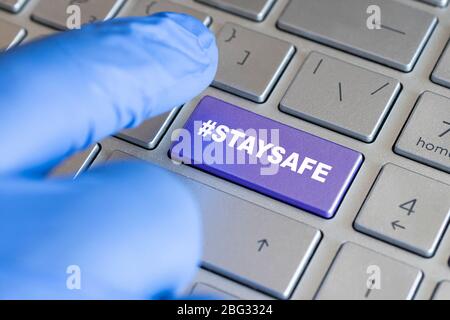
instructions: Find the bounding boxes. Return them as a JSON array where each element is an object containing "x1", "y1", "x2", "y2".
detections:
[{"x1": 0, "y1": 13, "x2": 218, "y2": 299}]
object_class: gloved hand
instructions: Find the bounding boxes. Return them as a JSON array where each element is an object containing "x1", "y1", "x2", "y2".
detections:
[{"x1": 0, "y1": 12, "x2": 218, "y2": 299}]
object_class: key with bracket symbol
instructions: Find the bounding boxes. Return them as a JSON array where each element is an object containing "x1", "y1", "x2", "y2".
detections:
[
  {"x1": 224, "y1": 27, "x2": 237, "y2": 43},
  {"x1": 213, "y1": 23, "x2": 295, "y2": 103},
  {"x1": 237, "y1": 50, "x2": 251, "y2": 66}
]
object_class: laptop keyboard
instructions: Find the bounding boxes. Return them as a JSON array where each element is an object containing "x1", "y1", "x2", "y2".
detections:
[{"x1": 1, "y1": 0, "x2": 449, "y2": 300}]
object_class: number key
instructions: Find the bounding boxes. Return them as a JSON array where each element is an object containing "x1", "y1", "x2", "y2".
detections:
[
  {"x1": 354, "y1": 164, "x2": 450, "y2": 258},
  {"x1": 395, "y1": 92, "x2": 450, "y2": 173}
]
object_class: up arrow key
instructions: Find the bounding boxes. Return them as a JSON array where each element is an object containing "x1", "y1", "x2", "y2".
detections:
[{"x1": 257, "y1": 239, "x2": 269, "y2": 252}]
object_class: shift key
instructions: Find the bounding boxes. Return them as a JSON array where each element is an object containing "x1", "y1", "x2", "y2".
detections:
[{"x1": 170, "y1": 96, "x2": 363, "y2": 219}]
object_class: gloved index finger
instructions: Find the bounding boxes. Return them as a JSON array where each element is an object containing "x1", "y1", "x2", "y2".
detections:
[{"x1": 0, "y1": 13, "x2": 218, "y2": 177}]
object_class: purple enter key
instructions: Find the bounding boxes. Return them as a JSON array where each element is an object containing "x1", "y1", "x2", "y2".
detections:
[{"x1": 170, "y1": 96, "x2": 363, "y2": 219}]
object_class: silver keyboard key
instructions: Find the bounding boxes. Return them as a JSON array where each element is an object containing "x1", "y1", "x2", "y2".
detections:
[
  {"x1": 0, "y1": 0, "x2": 28, "y2": 13},
  {"x1": 213, "y1": 23, "x2": 295, "y2": 103},
  {"x1": 418, "y1": 0, "x2": 448, "y2": 7},
  {"x1": 432, "y1": 42, "x2": 450, "y2": 88},
  {"x1": 107, "y1": 151, "x2": 321, "y2": 300},
  {"x1": 354, "y1": 164, "x2": 450, "y2": 258},
  {"x1": 395, "y1": 92, "x2": 450, "y2": 173},
  {"x1": 191, "y1": 283, "x2": 239, "y2": 299},
  {"x1": 32, "y1": 0, "x2": 125, "y2": 31},
  {"x1": 196, "y1": 0, "x2": 275, "y2": 22},
  {"x1": 432, "y1": 281, "x2": 450, "y2": 300},
  {"x1": 131, "y1": 0, "x2": 212, "y2": 26},
  {"x1": 197, "y1": 182, "x2": 321, "y2": 300},
  {"x1": 280, "y1": 52, "x2": 401, "y2": 142},
  {"x1": 116, "y1": 108, "x2": 179, "y2": 150},
  {"x1": 277, "y1": 0, "x2": 437, "y2": 72},
  {"x1": 0, "y1": 19, "x2": 26, "y2": 51},
  {"x1": 315, "y1": 243, "x2": 423, "y2": 300}
]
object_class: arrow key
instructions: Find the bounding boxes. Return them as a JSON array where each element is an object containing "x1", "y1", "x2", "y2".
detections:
[
  {"x1": 354, "y1": 164, "x2": 450, "y2": 258},
  {"x1": 200, "y1": 190, "x2": 322, "y2": 299}
]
